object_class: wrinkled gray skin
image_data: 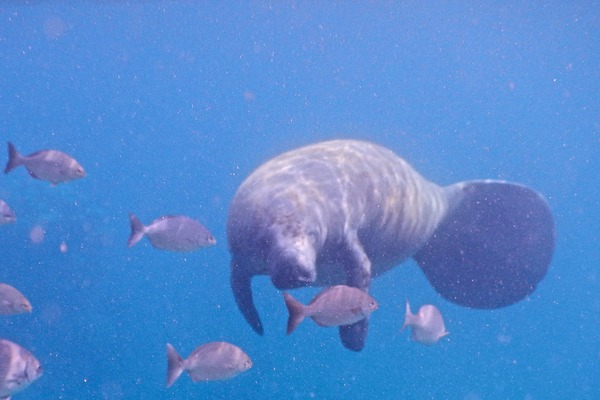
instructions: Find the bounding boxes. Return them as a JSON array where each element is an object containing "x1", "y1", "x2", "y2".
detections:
[{"x1": 227, "y1": 139, "x2": 555, "y2": 351}]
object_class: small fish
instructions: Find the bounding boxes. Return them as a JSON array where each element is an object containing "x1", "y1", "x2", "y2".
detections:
[
  {"x1": 127, "y1": 213, "x2": 216, "y2": 252},
  {"x1": 401, "y1": 300, "x2": 449, "y2": 345},
  {"x1": 0, "y1": 283, "x2": 32, "y2": 315},
  {"x1": 283, "y1": 285, "x2": 378, "y2": 335},
  {"x1": 4, "y1": 142, "x2": 86, "y2": 185},
  {"x1": 0, "y1": 200, "x2": 15, "y2": 225},
  {"x1": 166, "y1": 342, "x2": 252, "y2": 388},
  {"x1": 0, "y1": 339, "x2": 42, "y2": 399}
]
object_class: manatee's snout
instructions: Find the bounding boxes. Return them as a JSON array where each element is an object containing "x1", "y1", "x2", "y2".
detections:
[
  {"x1": 271, "y1": 262, "x2": 316, "y2": 289},
  {"x1": 268, "y1": 240, "x2": 317, "y2": 289}
]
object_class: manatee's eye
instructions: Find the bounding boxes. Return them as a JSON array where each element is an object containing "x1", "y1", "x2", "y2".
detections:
[{"x1": 307, "y1": 230, "x2": 318, "y2": 243}]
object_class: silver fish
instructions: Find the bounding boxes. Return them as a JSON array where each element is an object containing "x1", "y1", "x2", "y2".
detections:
[
  {"x1": 166, "y1": 342, "x2": 252, "y2": 388},
  {"x1": 0, "y1": 339, "x2": 42, "y2": 399},
  {"x1": 0, "y1": 201, "x2": 15, "y2": 225},
  {"x1": 283, "y1": 285, "x2": 378, "y2": 335},
  {"x1": 0, "y1": 283, "x2": 32, "y2": 315},
  {"x1": 401, "y1": 300, "x2": 449, "y2": 345},
  {"x1": 4, "y1": 142, "x2": 85, "y2": 185},
  {"x1": 127, "y1": 213, "x2": 216, "y2": 252}
]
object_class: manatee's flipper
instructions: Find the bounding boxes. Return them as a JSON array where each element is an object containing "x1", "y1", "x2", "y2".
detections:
[
  {"x1": 339, "y1": 231, "x2": 372, "y2": 351},
  {"x1": 231, "y1": 259, "x2": 264, "y2": 335},
  {"x1": 340, "y1": 320, "x2": 369, "y2": 352},
  {"x1": 414, "y1": 180, "x2": 555, "y2": 309}
]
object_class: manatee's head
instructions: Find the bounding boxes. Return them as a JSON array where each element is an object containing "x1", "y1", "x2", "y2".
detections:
[
  {"x1": 228, "y1": 205, "x2": 323, "y2": 336},
  {"x1": 268, "y1": 221, "x2": 319, "y2": 289}
]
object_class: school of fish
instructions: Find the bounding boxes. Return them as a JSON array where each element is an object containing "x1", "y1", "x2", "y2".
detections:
[{"x1": 1, "y1": 142, "x2": 451, "y2": 398}]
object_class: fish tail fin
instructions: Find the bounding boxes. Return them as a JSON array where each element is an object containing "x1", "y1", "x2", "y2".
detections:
[
  {"x1": 400, "y1": 299, "x2": 414, "y2": 332},
  {"x1": 127, "y1": 213, "x2": 146, "y2": 248},
  {"x1": 283, "y1": 293, "x2": 306, "y2": 335},
  {"x1": 4, "y1": 142, "x2": 23, "y2": 174},
  {"x1": 166, "y1": 343, "x2": 185, "y2": 388}
]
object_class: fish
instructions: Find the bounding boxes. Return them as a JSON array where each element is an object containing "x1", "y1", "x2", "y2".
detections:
[
  {"x1": 0, "y1": 201, "x2": 15, "y2": 225},
  {"x1": 4, "y1": 142, "x2": 86, "y2": 185},
  {"x1": 166, "y1": 342, "x2": 252, "y2": 388},
  {"x1": 401, "y1": 300, "x2": 449, "y2": 345},
  {"x1": 0, "y1": 283, "x2": 32, "y2": 315},
  {"x1": 0, "y1": 339, "x2": 42, "y2": 399},
  {"x1": 127, "y1": 213, "x2": 216, "y2": 252},
  {"x1": 283, "y1": 285, "x2": 378, "y2": 335}
]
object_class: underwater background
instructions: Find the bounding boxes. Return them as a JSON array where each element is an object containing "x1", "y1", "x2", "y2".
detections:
[{"x1": 0, "y1": 2, "x2": 598, "y2": 399}]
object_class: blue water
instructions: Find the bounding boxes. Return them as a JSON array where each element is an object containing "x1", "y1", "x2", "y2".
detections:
[{"x1": 0, "y1": 2, "x2": 598, "y2": 399}]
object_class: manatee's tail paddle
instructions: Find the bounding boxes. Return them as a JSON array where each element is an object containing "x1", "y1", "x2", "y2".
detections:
[
  {"x1": 4, "y1": 142, "x2": 23, "y2": 174},
  {"x1": 414, "y1": 180, "x2": 555, "y2": 309},
  {"x1": 166, "y1": 343, "x2": 185, "y2": 388},
  {"x1": 231, "y1": 259, "x2": 264, "y2": 335},
  {"x1": 127, "y1": 213, "x2": 146, "y2": 248}
]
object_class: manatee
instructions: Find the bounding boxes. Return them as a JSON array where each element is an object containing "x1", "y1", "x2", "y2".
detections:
[{"x1": 227, "y1": 139, "x2": 555, "y2": 351}]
